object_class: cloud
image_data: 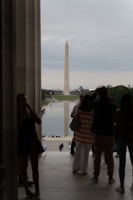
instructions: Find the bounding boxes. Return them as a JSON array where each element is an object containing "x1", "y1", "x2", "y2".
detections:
[
  {"x1": 42, "y1": 67, "x2": 133, "y2": 90},
  {"x1": 41, "y1": 0, "x2": 133, "y2": 89}
]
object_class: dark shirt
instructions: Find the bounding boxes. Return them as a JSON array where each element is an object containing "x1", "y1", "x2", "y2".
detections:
[
  {"x1": 18, "y1": 116, "x2": 38, "y2": 154},
  {"x1": 115, "y1": 108, "x2": 133, "y2": 141},
  {"x1": 92, "y1": 98, "x2": 117, "y2": 136}
]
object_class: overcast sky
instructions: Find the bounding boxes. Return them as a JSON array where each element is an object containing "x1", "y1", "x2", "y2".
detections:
[{"x1": 41, "y1": 0, "x2": 133, "y2": 90}]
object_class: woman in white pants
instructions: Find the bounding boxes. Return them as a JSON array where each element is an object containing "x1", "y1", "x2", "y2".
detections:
[{"x1": 72, "y1": 94, "x2": 94, "y2": 175}]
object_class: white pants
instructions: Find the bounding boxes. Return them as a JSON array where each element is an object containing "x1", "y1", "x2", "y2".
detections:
[{"x1": 72, "y1": 142, "x2": 91, "y2": 173}]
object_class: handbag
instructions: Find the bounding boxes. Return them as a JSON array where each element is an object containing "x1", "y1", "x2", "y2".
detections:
[{"x1": 69, "y1": 115, "x2": 81, "y2": 131}]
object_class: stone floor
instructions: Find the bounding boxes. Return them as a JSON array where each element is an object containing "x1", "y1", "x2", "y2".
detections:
[{"x1": 18, "y1": 145, "x2": 133, "y2": 200}]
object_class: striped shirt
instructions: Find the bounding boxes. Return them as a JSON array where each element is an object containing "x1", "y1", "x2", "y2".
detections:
[{"x1": 73, "y1": 110, "x2": 94, "y2": 144}]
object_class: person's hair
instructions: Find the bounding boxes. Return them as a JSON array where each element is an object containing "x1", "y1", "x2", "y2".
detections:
[
  {"x1": 98, "y1": 86, "x2": 108, "y2": 99},
  {"x1": 17, "y1": 93, "x2": 25, "y2": 102},
  {"x1": 17, "y1": 93, "x2": 25, "y2": 117},
  {"x1": 79, "y1": 94, "x2": 92, "y2": 112}
]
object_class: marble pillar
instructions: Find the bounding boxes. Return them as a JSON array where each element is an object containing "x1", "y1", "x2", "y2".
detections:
[
  {"x1": 0, "y1": 0, "x2": 41, "y2": 199},
  {"x1": 64, "y1": 41, "x2": 70, "y2": 95},
  {"x1": 1, "y1": 1, "x2": 17, "y2": 199},
  {"x1": 16, "y1": 0, "x2": 41, "y2": 136}
]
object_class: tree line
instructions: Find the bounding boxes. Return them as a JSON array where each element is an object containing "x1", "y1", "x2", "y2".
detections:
[{"x1": 42, "y1": 85, "x2": 133, "y2": 107}]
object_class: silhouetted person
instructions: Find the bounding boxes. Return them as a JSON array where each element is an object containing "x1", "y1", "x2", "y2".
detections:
[
  {"x1": 17, "y1": 93, "x2": 43, "y2": 199},
  {"x1": 59, "y1": 143, "x2": 64, "y2": 151},
  {"x1": 115, "y1": 93, "x2": 133, "y2": 193},
  {"x1": 72, "y1": 94, "x2": 94, "y2": 175},
  {"x1": 91, "y1": 86, "x2": 117, "y2": 184}
]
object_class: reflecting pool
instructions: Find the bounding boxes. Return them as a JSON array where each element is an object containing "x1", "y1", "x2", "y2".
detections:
[{"x1": 41, "y1": 101, "x2": 77, "y2": 137}]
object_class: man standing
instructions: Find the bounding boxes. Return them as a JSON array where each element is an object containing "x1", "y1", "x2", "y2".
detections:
[{"x1": 91, "y1": 87, "x2": 117, "y2": 184}]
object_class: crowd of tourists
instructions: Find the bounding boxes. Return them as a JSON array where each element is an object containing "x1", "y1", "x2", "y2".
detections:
[
  {"x1": 16, "y1": 87, "x2": 133, "y2": 199},
  {"x1": 70, "y1": 86, "x2": 133, "y2": 194}
]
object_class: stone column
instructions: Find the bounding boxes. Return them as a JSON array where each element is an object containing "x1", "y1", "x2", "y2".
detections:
[
  {"x1": 1, "y1": 1, "x2": 17, "y2": 200},
  {"x1": 64, "y1": 41, "x2": 70, "y2": 95},
  {"x1": 0, "y1": 0, "x2": 41, "y2": 199},
  {"x1": 16, "y1": 0, "x2": 27, "y2": 94},
  {"x1": 34, "y1": 0, "x2": 41, "y2": 138},
  {"x1": 16, "y1": 0, "x2": 41, "y2": 136},
  {"x1": 26, "y1": 0, "x2": 41, "y2": 136},
  {"x1": 26, "y1": 0, "x2": 36, "y2": 107}
]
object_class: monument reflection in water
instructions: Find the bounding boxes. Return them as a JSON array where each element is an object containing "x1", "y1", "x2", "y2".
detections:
[{"x1": 41, "y1": 101, "x2": 77, "y2": 137}]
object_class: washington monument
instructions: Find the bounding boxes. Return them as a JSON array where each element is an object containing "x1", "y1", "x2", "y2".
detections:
[{"x1": 64, "y1": 41, "x2": 70, "y2": 95}]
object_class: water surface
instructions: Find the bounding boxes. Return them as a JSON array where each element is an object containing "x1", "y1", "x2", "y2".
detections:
[{"x1": 41, "y1": 101, "x2": 77, "y2": 137}]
